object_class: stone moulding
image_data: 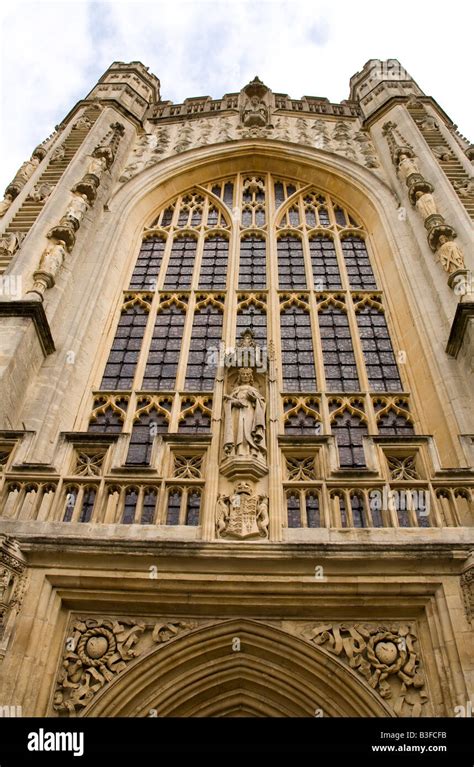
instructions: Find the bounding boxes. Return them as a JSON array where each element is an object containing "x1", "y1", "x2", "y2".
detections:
[
  {"x1": 446, "y1": 301, "x2": 474, "y2": 357},
  {"x1": 0, "y1": 300, "x2": 55, "y2": 355}
]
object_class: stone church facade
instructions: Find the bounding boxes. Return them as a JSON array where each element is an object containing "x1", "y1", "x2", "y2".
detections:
[{"x1": 0, "y1": 59, "x2": 472, "y2": 717}]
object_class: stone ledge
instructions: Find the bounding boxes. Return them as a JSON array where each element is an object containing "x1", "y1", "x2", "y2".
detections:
[
  {"x1": 446, "y1": 301, "x2": 474, "y2": 357},
  {"x1": 0, "y1": 300, "x2": 55, "y2": 355}
]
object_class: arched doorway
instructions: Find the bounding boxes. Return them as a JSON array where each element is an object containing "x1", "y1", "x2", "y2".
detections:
[{"x1": 83, "y1": 619, "x2": 394, "y2": 717}]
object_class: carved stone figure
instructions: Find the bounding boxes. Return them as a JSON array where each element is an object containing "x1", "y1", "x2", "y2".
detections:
[
  {"x1": 0, "y1": 536, "x2": 27, "y2": 658},
  {"x1": 215, "y1": 483, "x2": 269, "y2": 540},
  {"x1": 87, "y1": 155, "x2": 107, "y2": 179},
  {"x1": 0, "y1": 194, "x2": 14, "y2": 218},
  {"x1": 417, "y1": 115, "x2": 438, "y2": 130},
  {"x1": 50, "y1": 144, "x2": 66, "y2": 163},
  {"x1": 242, "y1": 95, "x2": 268, "y2": 128},
  {"x1": 415, "y1": 191, "x2": 438, "y2": 220},
  {"x1": 436, "y1": 235, "x2": 465, "y2": 273},
  {"x1": 27, "y1": 240, "x2": 68, "y2": 298},
  {"x1": 223, "y1": 368, "x2": 266, "y2": 459},
  {"x1": 13, "y1": 156, "x2": 40, "y2": 185},
  {"x1": 257, "y1": 495, "x2": 269, "y2": 537},
  {"x1": 431, "y1": 144, "x2": 452, "y2": 161},
  {"x1": 73, "y1": 116, "x2": 92, "y2": 130},
  {"x1": 397, "y1": 152, "x2": 420, "y2": 181},
  {"x1": 454, "y1": 177, "x2": 474, "y2": 197},
  {"x1": 27, "y1": 183, "x2": 53, "y2": 203},
  {"x1": 0, "y1": 231, "x2": 25, "y2": 258},
  {"x1": 39, "y1": 240, "x2": 67, "y2": 276},
  {"x1": 63, "y1": 193, "x2": 89, "y2": 229}
]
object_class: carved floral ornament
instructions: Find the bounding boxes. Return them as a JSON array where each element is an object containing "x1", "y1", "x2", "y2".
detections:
[
  {"x1": 53, "y1": 616, "x2": 429, "y2": 716},
  {"x1": 302, "y1": 622, "x2": 428, "y2": 716}
]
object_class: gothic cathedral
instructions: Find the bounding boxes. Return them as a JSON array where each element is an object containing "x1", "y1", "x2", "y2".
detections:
[{"x1": 0, "y1": 59, "x2": 472, "y2": 718}]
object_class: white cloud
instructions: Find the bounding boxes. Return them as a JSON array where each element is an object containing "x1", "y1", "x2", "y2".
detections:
[{"x1": 1, "y1": 0, "x2": 473, "y2": 192}]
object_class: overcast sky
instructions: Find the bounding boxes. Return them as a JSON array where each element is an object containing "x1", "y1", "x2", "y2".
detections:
[{"x1": 1, "y1": 0, "x2": 472, "y2": 193}]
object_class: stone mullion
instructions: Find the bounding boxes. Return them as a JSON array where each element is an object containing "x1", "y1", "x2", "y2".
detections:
[
  {"x1": 300, "y1": 489, "x2": 308, "y2": 528},
  {"x1": 321, "y1": 483, "x2": 332, "y2": 528},
  {"x1": 172, "y1": 292, "x2": 197, "y2": 430},
  {"x1": 155, "y1": 227, "x2": 175, "y2": 291},
  {"x1": 93, "y1": 478, "x2": 107, "y2": 524},
  {"x1": 190, "y1": 212, "x2": 206, "y2": 291},
  {"x1": 267, "y1": 175, "x2": 285, "y2": 542},
  {"x1": 178, "y1": 488, "x2": 188, "y2": 525},
  {"x1": 156, "y1": 481, "x2": 168, "y2": 525},
  {"x1": 70, "y1": 485, "x2": 85, "y2": 523},
  {"x1": 134, "y1": 485, "x2": 145, "y2": 524},
  {"x1": 129, "y1": 299, "x2": 155, "y2": 393},
  {"x1": 201, "y1": 243, "x2": 233, "y2": 542},
  {"x1": 362, "y1": 488, "x2": 373, "y2": 527},
  {"x1": 344, "y1": 489, "x2": 353, "y2": 527}
]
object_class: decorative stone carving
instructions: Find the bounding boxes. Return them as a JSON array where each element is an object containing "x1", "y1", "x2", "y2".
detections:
[
  {"x1": 436, "y1": 235, "x2": 465, "y2": 273},
  {"x1": 312, "y1": 119, "x2": 332, "y2": 150},
  {"x1": 303, "y1": 622, "x2": 428, "y2": 716},
  {"x1": 5, "y1": 155, "x2": 40, "y2": 199},
  {"x1": 216, "y1": 483, "x2": 269, "y2": 540},
  {"x1": 332, "y1": 121, "x2": 356, "y2": 160},
  {"x1": 0, "y1": 231, "x2": 25, "y2": 260},
  {"x1": 0, "y1": 194, "x2": 14, "y2": 218},
  {"x1": 240, "y1": 76, "x2": 271, "y2": 128},
  {"x1": 431, "y1": 144, "x2": 452, "y2": 161},
  {"x1": 62, "y1": 192, "x2": 89, "y2": 230},
  {"x1": 72, "y1": 116, "x2": 92, "y2": 130},
  {"x1": 453, "y1": 177, "x2": 474, "y2": 198},
  {"x1": 0, "y1": 536, "x2": 27, "y2": 662},
  {"x1": 50, "y1": 144, "x2": 66, "y2": 164},
  {"x1": 173, "y1": 122, "x2": 194, "y2": 153},
  {"x1": 354, "y1": 130, "x2": 380, "y2": 167},
  {"x1": 460, "y1": 566, "x2": 474, "y2": 622},
  {"x1": 27, "y1": 182, "x2": 53, "y2": 203},
  {"x1": 26, "y1": 239, "x2": 68, "y2": 299},
  {"x1": 383, "y1": 121, "x2": 466, "y2": 284},
  {"x1": 53, "y1": 616, "x2": 194, "y2": 715},
  {"x1": 223, "y1": 368, "x2": 266, "y2": 460}
]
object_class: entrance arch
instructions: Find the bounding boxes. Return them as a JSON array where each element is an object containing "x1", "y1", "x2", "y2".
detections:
[{"x1": 84, "y1": 619, "x2": 394, "y2": 717}]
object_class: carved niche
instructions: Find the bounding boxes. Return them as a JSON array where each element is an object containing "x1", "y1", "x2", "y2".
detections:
[{"x1": 239, "y1": 76, "x2": 272, "y2": 130}]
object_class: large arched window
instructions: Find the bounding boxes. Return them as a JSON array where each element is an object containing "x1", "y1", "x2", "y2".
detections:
[{"x1": 91, "y1": 174, "x2": 413, "y2": 477}]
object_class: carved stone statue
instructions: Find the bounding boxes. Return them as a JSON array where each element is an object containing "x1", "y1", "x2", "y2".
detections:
[
  {"x1": 415, "y1": 191, "x2": 438, "y2": 220},
  {"x1": 27, "y1": 183, "x2": 53, "y2": 203},
  {"x1": 223, "y1": 368, "x2": 266, "y2": 459},
  {"x1": 242, "y1": 95, "x2": 268, "y2": 128},
  {"x1": 431, "y1": 145, "x2": 452, "y2": 161},
  {"x1": 13, "y1": 156, "x2": 40, "y2": 185},
  {"x1": 63, "y1": 193, "x2": 89, "y2": 229},
  {"x1": 87, "y1": 155, "x2": 107, "y2": 179},
  {"x1": 0, "y1": 231, "x2": 25, "y2": 258},
  {"x1": 38, "y1": 240, "x2": 67, "y2": 276},
  {"x1": 215, "y1": 483, "x2": 269, "y2": 540},
  {"x1": 0, "y1": 194, "x2": 14, "y2": 218},
  {"x1": 454, "y1": 178, "x2": 474, "y2": 197},
  {"x1": 50, "y1": 144, "x2": 66, "y2": 164},
  {"x1": 398, "y1": 152, "x2": 420, "y2": 181},
  {"x1": 436, "y1": 235, "x2": 465, "y2": 273},
  {"x1": 73, "y1": 116, "x2": 92, "y2": 130},
  {"x1": 257, "y1": 495, "x2": 269, "y2": 537},
  {"x1": 27, "y1": 239, "x2": 68, "y2": 298}
]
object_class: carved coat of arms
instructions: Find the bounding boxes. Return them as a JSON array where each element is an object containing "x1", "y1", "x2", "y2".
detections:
[{"x1": 216, "y1": 483, "x2": 268, "y2": 540}]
